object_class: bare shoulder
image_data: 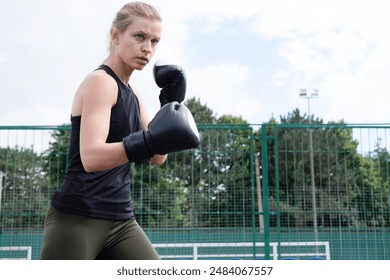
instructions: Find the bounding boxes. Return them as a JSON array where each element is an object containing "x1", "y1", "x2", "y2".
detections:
[
  {"x1": 71, "y1": 70, "x2": 118, "y2": 116},
  {"x1": 84, "y1": 70, "x2": 117, "y2": 93}
]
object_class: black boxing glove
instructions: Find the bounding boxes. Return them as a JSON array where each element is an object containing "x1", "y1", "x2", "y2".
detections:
[
  {"x1": 123, "y1": 102, "x2": 199, "y2": 163},
  {"x1": 153, "y1": 59, "x2": 186, "y2": 107}
]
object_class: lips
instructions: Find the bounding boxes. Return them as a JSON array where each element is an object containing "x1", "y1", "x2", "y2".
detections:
[{"x1": 137, "y1": 56, "x2": 149, "y2": 64}]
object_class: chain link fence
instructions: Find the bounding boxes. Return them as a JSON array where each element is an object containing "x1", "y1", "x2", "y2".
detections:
[{"x1": 0, "y1": 124, "x2": 389, "y2": 259}]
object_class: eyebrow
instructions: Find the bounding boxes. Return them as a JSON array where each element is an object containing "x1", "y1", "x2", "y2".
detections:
[{"x1": 134, "y1": 30, "x2": 160, "y2": 40}]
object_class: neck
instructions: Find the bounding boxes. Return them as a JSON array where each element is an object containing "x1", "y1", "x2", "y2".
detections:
[{"x1": 104, "y1": 55, "x2": 134, "y2": 85}]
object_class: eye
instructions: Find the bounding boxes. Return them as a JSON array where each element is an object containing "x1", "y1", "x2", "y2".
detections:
[
  {"x1": 151, "y1": 39, "x2": 159, "y2": 46},
  {"x1": 134, "y1": 33, "x2": 145, "y2": 40}
]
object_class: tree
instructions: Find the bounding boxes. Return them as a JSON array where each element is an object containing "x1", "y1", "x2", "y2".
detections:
[
  {"x1": 0, "y1": 147, "x2": 48, "y2": 230},
  {"x1": 350, "y1": 144, "x2": 390, "y2": 227},
  {"x1": 43, "y1": 126, "x2": 71, "y2": 192},
  {"x1": 261, "y1": 108, "x2": 390, "y2": 229},
  {"x1": 181, "y1": 100, "x2": 254, "y2": 228},
  {"x1": 28, "y1": 103, "x2": 389, "y2": 230},
  {"x1": 185, "y1": 97, "x2": 216, "y2": 124}
]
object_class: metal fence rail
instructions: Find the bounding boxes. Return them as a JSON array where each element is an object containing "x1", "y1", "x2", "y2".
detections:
[
  {"x1": 0, "y1": 124, "x2": 389, "y2": 259},
  {"x1": 0, "y1": 246, "x2": 32, "y2": 260},
  {"x1": 154, "y1": 241, "x2": 330, "y2": 260}
]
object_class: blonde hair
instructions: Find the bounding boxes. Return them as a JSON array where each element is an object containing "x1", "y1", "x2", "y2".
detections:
[{"x1": 108, "y1": 2, "x2": 162, "y2": 54}]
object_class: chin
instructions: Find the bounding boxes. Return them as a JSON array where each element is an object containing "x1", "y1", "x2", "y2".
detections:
[{"x1": 134, "y1": 64, "x2": 146, "y2": 71}]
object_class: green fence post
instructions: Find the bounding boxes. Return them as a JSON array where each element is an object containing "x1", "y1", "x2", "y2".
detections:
[
  {"x1": 249, "y1": 127, "x2": 257, "y2": 259},
  {"x1": 261, "y1": 124, "x2": 270, "y2": 260}
]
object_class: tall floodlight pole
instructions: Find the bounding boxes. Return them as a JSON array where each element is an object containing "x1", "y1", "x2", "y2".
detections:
[{"x1": 299, "y1": 88, "x2": 319, "y2": 249}]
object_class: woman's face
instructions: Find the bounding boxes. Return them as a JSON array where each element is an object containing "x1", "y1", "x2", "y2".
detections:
[{"x1": 115, "y1": 17, "x2": 162, "y2": 70}]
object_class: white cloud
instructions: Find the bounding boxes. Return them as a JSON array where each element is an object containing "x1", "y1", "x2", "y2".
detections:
[
  {"x1": 247, "y1": 0, "x2": 390, "y2": 124},
  {"x1": 187, "y1": 63, "x2": 259, "y2": 119},
  {"x1": 1, "y1": 0, "x2": 390, "y2": 126}
]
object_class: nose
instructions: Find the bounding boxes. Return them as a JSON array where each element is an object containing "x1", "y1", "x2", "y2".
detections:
[{"x1": 142, "y1": 41, "x2": 152, "y2": 53}]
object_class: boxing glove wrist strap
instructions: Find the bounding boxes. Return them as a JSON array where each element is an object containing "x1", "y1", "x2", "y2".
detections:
[{"x1": 122, "y1": 131, "x2": 153, "y2": 164}]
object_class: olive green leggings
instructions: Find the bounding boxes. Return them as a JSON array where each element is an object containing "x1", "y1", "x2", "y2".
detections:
[{"x1": 40, "y1": 206, "x2": 160, "y2": 260}]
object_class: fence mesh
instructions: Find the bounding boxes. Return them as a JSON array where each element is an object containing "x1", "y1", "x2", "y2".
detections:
[
  {"x1": 261, "y1": 124, "x2": 390, "y2": 260},
  {"x1": 0, "y1": 124, "x2": 389, "y2": 259}
]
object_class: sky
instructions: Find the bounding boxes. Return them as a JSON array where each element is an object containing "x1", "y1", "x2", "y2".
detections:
[{"x1": 1, "y1": 0, "x2": 390, "y2": 126}]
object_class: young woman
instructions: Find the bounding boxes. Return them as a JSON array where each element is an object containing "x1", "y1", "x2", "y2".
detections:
[{"x1": 41, "y1": 1, "x2": 198, "y2": 260}]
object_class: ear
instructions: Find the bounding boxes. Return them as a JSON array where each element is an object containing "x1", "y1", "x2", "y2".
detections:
[{"x1": 110, "y1": 27, "x2": 120, "y2": 45}]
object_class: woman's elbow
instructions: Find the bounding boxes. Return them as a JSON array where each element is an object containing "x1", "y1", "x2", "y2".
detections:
[
  {"x1": 81, "y1": 154, "x2": 100, "y2": 173},
  {"x1": 82, "y1": 159, "x2": 97, "y2": 173}
]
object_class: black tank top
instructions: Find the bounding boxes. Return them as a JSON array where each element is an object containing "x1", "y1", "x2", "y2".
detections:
[{"x1": 51, "y1": 65, "x2": 141, "y2": 220}]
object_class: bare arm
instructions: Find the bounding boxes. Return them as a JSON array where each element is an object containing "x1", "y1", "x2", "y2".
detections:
[{"x1": 76, "y1": 72, "x2": 129, "y2": 172}]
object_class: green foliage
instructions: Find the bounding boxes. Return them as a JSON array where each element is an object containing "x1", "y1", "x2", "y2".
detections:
[
  {"x1": 43, "y1": 127, "x2": 71, "y2": 191},
  {"x1": 128, "y1": 98, "x2": 255, "y2": 228},
  {"x1": 351, "y1": 146, "x2": 390, "y2": 227},
  {"x1": 131, "y1": 158, "x2": 190, "y2": 228},
  {"x1": 0, "y1": 147, "x2": 49, "y2": 230},
  {"x1": 261, "y1": 109, "x2": 390, "y2": 228},
  {"x1": 185, "y1": 97, "x2": 216, "y2": 124},
  {"x1": 1, "y1": 99, "x2": 389, "y2": 231}
]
